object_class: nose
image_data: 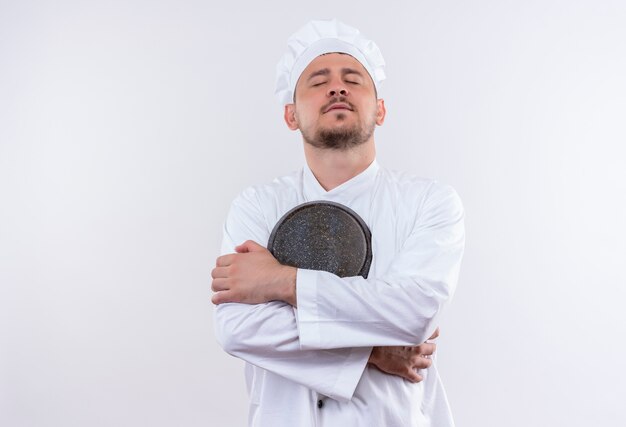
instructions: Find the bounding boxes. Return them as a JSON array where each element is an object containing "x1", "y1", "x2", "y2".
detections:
[
  {"x1": 328, "y1": 88, "x2": 348, "y2": 96},
  {"x1": 327, "y1": 82, "x2": 348, "y2": 97}
]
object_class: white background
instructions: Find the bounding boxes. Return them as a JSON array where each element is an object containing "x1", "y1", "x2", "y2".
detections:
[{"x1": 1, "y1": 1, "x2": 625, "y2": 426}]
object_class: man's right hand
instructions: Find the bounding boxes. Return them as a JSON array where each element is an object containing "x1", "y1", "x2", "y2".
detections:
[{"x1": 367, "y1": 328, "x2": 440, "y2": 383}]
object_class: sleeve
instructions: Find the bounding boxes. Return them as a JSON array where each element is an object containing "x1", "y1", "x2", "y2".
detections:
[
  {"x1": 212, "y1": 187, "x2": 371, "y2": 402},
  {"x1": 295, "y1": 182, "x2": 465, "y2": 350}
]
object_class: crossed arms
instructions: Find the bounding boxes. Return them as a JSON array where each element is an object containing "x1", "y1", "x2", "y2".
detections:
[
  {"x1": 211, "y1": 183, "x2": 464, "y2": 401},
  {"x1": 212, "y1": 239, "x2": 439, "y2": 383}
]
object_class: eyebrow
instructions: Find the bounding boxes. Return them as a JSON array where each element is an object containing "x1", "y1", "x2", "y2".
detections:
[
  {"x1": 306, "y1": 67, "x2": 365, "y2": 81},
  {"x1": 306, "y1": 68, "x2": 330, "y2": 81},
  {"x1": 341, "y1": 68, "x2": 364, "y2": 77}
]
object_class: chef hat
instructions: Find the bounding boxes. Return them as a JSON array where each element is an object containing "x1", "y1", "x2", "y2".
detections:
[{"x1": 275, "y1": 19, "x2": 386, "y2": 105}]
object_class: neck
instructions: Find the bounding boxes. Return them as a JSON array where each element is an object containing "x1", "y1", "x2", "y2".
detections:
[{"x1": 303, "y1": 140, "x2": 376, "y2": 191}]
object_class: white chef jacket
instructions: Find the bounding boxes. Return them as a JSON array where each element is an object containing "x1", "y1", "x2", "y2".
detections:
[{"x1": 214, "y1": 159, "x2": 465, "y2": 427}]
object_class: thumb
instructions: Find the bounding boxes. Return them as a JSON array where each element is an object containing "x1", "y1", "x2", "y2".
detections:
[{"x1": 235, "y1": 240, "x2": 266, "y2": 253}]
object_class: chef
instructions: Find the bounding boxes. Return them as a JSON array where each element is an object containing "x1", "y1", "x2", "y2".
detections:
[{"x1": 211, "y1": 19, "x2": 465, "y2": 427}]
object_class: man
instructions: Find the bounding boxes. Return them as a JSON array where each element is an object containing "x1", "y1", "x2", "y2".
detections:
[{"x1": 211, "y1": 19, "x2": 465, "y2": 426}]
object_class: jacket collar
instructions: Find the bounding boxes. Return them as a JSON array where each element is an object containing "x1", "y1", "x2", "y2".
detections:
[{"x1": 302, "y1": 158, "x2": 379, "y2": 202}]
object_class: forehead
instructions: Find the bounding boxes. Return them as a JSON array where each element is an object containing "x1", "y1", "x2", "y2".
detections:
[{"x1": 300, "y1": 52, "x2": 369, "y2": 78}]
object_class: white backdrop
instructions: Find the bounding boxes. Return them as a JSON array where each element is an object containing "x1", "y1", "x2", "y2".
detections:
[{"x1": 1, "y1": 1, "x2": 625, "y2": 426}]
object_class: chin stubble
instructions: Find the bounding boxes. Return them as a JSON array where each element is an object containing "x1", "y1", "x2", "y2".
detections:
[{"x1": 302, "y1": 111, "x2": 377, "y2": 151}]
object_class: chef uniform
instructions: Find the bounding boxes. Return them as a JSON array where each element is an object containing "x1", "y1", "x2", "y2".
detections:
[{"x1": 213, "y1": 19, "x2": 465, "y2": 427}]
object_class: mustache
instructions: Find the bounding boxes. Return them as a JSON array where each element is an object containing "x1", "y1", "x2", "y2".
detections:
[{"x1": 321, "y1": 97, "x2": 355, "y2": 113}]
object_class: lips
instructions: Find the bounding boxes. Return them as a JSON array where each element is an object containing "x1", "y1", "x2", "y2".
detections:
[{"x1": 324, "y1": 102, "x2": 353, "y2": 113}]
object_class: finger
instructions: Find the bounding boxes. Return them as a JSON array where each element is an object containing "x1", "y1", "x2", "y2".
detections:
[
  {"x1": 211, "y1": 278, "x2": 229, "y2": 292},
  {"x1": 428, "y1": 327, "x2": 440, "y2": 340},
  {"x1": 405, "y1": 369, "x2": 423, "y2": 383},
  {"x1": 234, "y1": 244, "x2": 249, "y2": 253},
  {"x1": 211, "y1": 292, "x2": 223, "y2": 305},
  {"x1": 412, "y1": 356, "x2": 433, "y2": 370},
  {"x1": 211, "y1": 290, "x2": 238, "y2": 305},
  {"x1": 216, "y1": 254, "x2": 236, "y2": 267},
  {"x1": 211, "y1": 266, "x2": 230, "y2": 279},
  {"x1": 236, "y1": 240, "x2": 266, "y2": 253},
  {"x1": 414, "y1": 342, "x2": 436, "y2": 356}
]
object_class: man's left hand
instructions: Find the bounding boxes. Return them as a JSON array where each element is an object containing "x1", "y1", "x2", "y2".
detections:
[
  {"x1": 211, "y1": 240, "x2": 297, "y2": 306},
  {"x1": 367, "y1": 328, "x2": 440, "y2": 382}
]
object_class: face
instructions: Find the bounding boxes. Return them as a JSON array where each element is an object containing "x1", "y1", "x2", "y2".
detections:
[{"x1": 284, "y1": 53, "x2": 386, "y2": 151}]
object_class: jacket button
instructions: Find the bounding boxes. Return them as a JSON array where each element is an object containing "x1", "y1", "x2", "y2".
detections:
[{"x1": 317, "y1": 399, "x2": 324, "y2": 409}]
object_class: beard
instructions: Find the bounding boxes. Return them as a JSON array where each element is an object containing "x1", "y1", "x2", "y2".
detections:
[{"x1": 299, "y1": 100, "x2": 377, "y2": 151}]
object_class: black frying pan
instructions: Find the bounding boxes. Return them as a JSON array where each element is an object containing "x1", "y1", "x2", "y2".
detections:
[{"x1": 267, "y1": 201, "x2": 372, "y2": 278}]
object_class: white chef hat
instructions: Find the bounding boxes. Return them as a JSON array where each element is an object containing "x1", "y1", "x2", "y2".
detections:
[{"x1": 275, "y1": 19, "x2": 386, "y2": 105}]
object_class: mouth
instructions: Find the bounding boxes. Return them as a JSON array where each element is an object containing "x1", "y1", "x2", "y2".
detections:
[{"x1": 324, "y1": 102, "x2": 353, "y2": 113}]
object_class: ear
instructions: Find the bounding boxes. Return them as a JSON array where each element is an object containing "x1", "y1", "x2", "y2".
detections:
[
  {"x1": 375, "y1": 99, "x2": 386, "y2": 126},
  {"x1": 284, "y1": 104, "x2": 299, "y2": 130}
]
